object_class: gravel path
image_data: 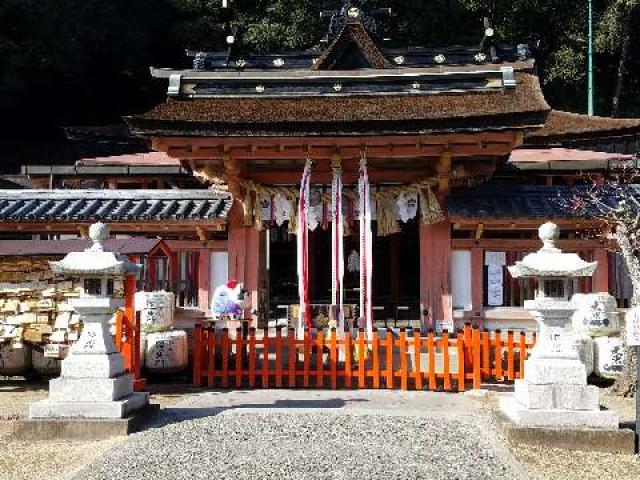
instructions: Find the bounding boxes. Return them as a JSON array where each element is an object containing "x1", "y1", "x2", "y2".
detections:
[{"x1": 73, "y1": 391, "x2": 526, "y2": 480}]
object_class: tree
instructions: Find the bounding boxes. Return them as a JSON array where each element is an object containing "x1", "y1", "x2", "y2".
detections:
[
  {"x1": 570, "y1": 172, "x2": 639, "y2": 397},
  {"x1": 595, "y1": 0, "x2": 640, "y2": 116}
]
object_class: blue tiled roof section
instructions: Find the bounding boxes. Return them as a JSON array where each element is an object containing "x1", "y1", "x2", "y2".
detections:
[
  {"x1": 446, "y1": 184, "x2": 605, "y2": 219},
  {"x1": 0, "y1": 190, "x2": 232, "y2": 222}
]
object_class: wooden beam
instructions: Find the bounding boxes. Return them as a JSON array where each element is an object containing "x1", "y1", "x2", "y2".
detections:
[{"x1": 452, "y1": 238, "x2": 605, "y2": 250}]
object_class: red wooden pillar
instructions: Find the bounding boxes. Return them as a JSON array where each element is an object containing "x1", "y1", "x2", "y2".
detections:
[
  {"x1": 198, "y1": 250, "x2": 212, "y2": 313},
  {"x1": 121, "y1": 268, "x2": 135, "y2": 373},
  {"x1": 227, "y1": 201, "x2": 266, "y2": 324},
  {"x1": 420, "y1": 221, "x2": 453, "y2": 330},
  {"x1": 471, "y1": 247, "x2": 484, "y2": 315},
  {"x1": 593, "y1": 248, "x2": 609, "y2": 293}
]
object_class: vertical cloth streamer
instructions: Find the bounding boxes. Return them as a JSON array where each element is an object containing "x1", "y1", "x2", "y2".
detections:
[
  {"x1": 297, "y1": 159, "x2": 313, "y2": 332},
  {"x1": 359, "y1": 157, "x2": 373, "y2": 338},
  {"x1": 331, "y1": 161, "x2": 345, "y2": 333}
]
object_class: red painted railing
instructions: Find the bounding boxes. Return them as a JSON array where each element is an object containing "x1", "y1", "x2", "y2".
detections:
[{"x1": 192, "y1": 324, "x2": 536, "y2": 391}]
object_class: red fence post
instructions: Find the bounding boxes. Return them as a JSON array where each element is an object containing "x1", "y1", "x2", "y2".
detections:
[
  {"x1": 288, "y1": 328, "x2": 296, "y2": 388},
  {"x1": 275, "y1": 327, "x2": 283, "y2": 388},
  {"x1": 457, "y1": 331, "x2": 466, "y2": 392},
  {"x1": 472, "y1": 326, "x2": 481, "y2": 390},
  {"x1": 330, "y1": 329, "x2": 338, "y2": 390},
  {"x1": 316, "y1": 330, "x2": 324, "y2": 388},
  {"x1": 507, "y1": 331, "x2": 515, "y2": 381},
  {"x1": 262, "y1": 328, "x2": 269, "y2": 388},
  {"x1": 482, "y1": 330, "x2": 490, "y2": 379},
  {"x1": 518, "y1": 331, "x2": 527, "y2": 379},
  {"x1": 221, "y1": 328, "x2": 229, "y2": 388},
  {"x1": 344, "y1": 330, "x2": 352, "y2": 389},
  {"x1": 413, "y1": 330, "x2": 423, "y2": 390},
  {"x1": 249, "y1": 328, "x2": 256, "y2": 388},
  {"x1": 193, "y1": 322, "x2": 203, "y2": 387},
  {"x1": 358, "y1": 329, "x2": 366, "y2": 388},
  {"x1": 494, "y1": 330, "x2": 503, "y2": 381},
  {"x1": 427, "y1": 330, "x2": 436, "y2": 391},
  {"x1": 385, "y1": 331, "x2": 393, "y2": 389},
  {"x1": 399, "y1": 330, "x2": 408, "y2": 390},
  {"x1": 207, "y1": 329, "x2": 216, "y2": 388},
  {"x1": 372, "y1": 330, "x2": 380, "y2": 389},
  {"x1": 303, "y1": 330, "x2": 310, "y2": 388},
  {"x1": 442, "y1": 331, "x2": 451, "y2": 391},
  {"x1": 235, "y1": 327, "x2": 243, "y2": 388}
]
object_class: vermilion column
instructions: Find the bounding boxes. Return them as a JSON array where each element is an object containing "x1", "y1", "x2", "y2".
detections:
[
  {"x1": 227, "y1": 201, "x2": 266, "y2": 324},
  {"x1": 419, "y1": 221, "x2": 453, "y2": 331},
  {"x1": 593, "y1": 248, "x2": 609, "y2": 293}
]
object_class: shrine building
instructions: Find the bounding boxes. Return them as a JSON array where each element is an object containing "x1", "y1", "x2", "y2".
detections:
[{"x1": 4, "y1": 1, "x2": 640, "y2": 335}]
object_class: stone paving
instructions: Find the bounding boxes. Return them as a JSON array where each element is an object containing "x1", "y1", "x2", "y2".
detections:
[{"x1": 72, "y1": 390, "x2": 527, "y2": 480}]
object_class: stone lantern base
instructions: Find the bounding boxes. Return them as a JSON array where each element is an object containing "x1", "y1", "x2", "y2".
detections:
[
  {"x1": 499, "y1": 358, "x2": 619, "y2": 429},
  {"x1": 29, "y1": 298, "x2": 149, "y2": 420}
]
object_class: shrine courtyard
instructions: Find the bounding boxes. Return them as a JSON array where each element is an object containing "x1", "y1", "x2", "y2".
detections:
[{"x1": 0, "y1": 383, "x2": 638, "y2": 480}]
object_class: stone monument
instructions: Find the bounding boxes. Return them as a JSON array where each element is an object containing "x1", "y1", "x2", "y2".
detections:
[
  {"x1": 29, "y1": 223, "x2": 149, "y2": 419},
  {"x1": 499, "y1": 222, "x2": 619, "y2": 429}
]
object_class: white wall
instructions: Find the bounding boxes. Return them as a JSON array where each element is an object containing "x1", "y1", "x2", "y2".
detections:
[
  {"x1": 451, "y1": 250, "x2": 472, "y2": 310},
  {"x1": 210, "y1": 251, "x2": 229, "y2": 305}
]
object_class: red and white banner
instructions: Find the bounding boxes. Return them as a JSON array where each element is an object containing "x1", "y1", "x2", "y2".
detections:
[
  {"x1": 359, "y1": 158, "x2": 373, "y2": 338},
  {"x1": 297, "y1": 159, "x2": 313, "y2": 332},
  {"x1": 331, "y1": 163, "x2": 345, "y2": 333}
]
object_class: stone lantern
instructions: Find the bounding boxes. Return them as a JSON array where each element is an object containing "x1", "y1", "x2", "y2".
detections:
[
  {"x1": 29, "y1": 223, "x2": 149, "y2": 419},
  {"x1": 499, "y1": 222, "x2": 618, "y2": 429}
]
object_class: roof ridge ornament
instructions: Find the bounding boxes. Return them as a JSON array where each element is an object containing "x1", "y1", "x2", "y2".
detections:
[{"x1": 321, "y1": 1, "x2": 391, "y2": 43}]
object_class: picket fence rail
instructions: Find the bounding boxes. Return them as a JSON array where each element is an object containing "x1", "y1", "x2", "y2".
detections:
[{"x1": 192, "y1": 324, "x2": 536, "y2": 391}]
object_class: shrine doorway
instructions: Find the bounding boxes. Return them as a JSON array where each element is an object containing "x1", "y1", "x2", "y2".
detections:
[{"x1": 267, "y1": 220, "x2": 420, "y2": 328}]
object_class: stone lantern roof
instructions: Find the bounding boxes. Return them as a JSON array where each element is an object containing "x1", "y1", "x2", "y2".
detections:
[
  {"x1": 508, "y1": 222, "x2": 598, "y2": 278},
  {"x1": 50, "y1": 222, "x2": 141, "y2": 278}
]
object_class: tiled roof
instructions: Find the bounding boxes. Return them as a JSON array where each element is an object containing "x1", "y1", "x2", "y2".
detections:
[
  {"x1": 0, "y1": 238, "x2": 168, "y2": 257},
  {"x1": 447, "y1": 185, "x2": 587, "y2": 219},
  {"x1": 0, "y1": 190, "x2": 232, "y2": 223}
]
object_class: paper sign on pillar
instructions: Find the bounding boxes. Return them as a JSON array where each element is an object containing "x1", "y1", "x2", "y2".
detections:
[{"x1": 625, "y1": 307, "x2": 640, "y2": 347}]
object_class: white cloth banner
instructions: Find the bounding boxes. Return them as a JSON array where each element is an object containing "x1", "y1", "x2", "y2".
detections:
[
  {"x1": 396, "y1": 192, "x2": 418, "y2": 223},
  {"x1": 331, "y1": 165, "x2": 345, "y2": 334},
  {"x1": 485, "y1": 251, "x2": 506, "y2": 267},
  {"x1": 487, "y1": 265, "x2": 504, "y2": 306},
  {"x1": 274, "y1": 193, "x2": 292, "y2": 227},
  {"x1": 259, "y1": 195, "x2": 273, "y2": 224},
  {"x1": 359, "y1": 160, "x2": 373, "y2": 338},
  {"x1": 306, "y1": 189, "x2": 323, "y2": 231},
  {"x1": 297, "y1": 160, "x2": 312, "y2": 332}
]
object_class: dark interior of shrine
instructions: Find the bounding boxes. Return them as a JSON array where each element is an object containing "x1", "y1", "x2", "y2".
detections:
[{"x1": 268, "y1": 220, "x2": 420, "y2": 327}]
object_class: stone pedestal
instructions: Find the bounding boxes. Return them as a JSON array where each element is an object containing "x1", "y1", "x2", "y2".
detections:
[{"x1": 29, "y1": 297, "x2": 148, "y2": 419}]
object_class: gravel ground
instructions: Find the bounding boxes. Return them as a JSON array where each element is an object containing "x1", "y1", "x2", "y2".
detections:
[
  {"x1": 0, "y1": 379, "x2": 196, "y2": 480},
  {"x1": 72, "y1": 395, "x2": 526, "y2": 480}
]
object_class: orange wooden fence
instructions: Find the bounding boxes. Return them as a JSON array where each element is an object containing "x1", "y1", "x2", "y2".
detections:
[
  {"x1": 192, "y1": 324, "x2": 536, "y2": 391},
  {"x1": 114, "y1": 308, "x2": 145, "y2": 391}
]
